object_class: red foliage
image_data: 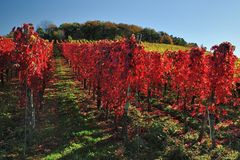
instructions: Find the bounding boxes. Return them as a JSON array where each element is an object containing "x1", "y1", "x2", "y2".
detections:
[
  {"x1": 12, "y1": 24, "x2": 53, "y2": 108},
  {"x1": 62, "y1": 36, "x2": 140, "y2": 116},
  {"x1": 207, "y1": 42, "x2": 237, "y2": 116},
  {"x1": 62, "y1": 37, "x2": 239, "y2": 118},
  {"x1": 0, "y1": 37, "x2": 15, "y2": 72}
]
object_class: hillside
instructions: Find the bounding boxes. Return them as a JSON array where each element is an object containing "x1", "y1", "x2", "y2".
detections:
[{"x1": 143, "y1": 42, "x2": 189, "y2": 52}]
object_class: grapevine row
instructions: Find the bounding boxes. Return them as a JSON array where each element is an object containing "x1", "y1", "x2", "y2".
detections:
[
  {"x1": 0, "y1": 24, "x2": 53, "y2": 150},
  {"x1": 61, "y1": 35, "x2": 240, "y2": 147}
]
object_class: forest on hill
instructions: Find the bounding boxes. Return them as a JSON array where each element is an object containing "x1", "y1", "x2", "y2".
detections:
[{"x1": 31, "y1": 20, "x2": 197, "y2": 47}]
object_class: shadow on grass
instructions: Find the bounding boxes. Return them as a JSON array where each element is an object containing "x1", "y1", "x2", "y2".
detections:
[
  {"x1": 36, "y1": 57, "x2": 120, "y2": 160},
  {"x1": 0, "y1": 79, "x2": 25, "y2": 159}
]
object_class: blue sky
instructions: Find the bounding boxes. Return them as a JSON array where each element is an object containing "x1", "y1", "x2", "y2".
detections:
[{"x1": 1, "y1": 0, "x2": 240, "y2": 56}]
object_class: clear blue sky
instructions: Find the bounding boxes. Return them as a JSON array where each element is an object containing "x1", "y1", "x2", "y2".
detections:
[{"x1": 1, "y1": 0, "x2": 240, "y2": 56}]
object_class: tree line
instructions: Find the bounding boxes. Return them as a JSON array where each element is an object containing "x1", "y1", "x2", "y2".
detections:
[{"x1": 34, "y1": 20, "x2": 197, "y2": 47}]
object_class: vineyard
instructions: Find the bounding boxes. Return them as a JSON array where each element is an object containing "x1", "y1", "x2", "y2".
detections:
[{"x1": 0, "y1": 24, "x2": 240, "y2": 159}]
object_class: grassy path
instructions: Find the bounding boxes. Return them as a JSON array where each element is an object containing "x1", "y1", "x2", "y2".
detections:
[{"x1": 34, "y1": 57, "x2": 119, "y2": 160}]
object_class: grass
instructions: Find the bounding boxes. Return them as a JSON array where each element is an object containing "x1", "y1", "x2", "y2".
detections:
[
  {"x1": 124, "y1": 105, "x2": 240, "y2": 160},
  {"x1": 0, "y1": 78, "x2": 25, "y2": 159}
]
